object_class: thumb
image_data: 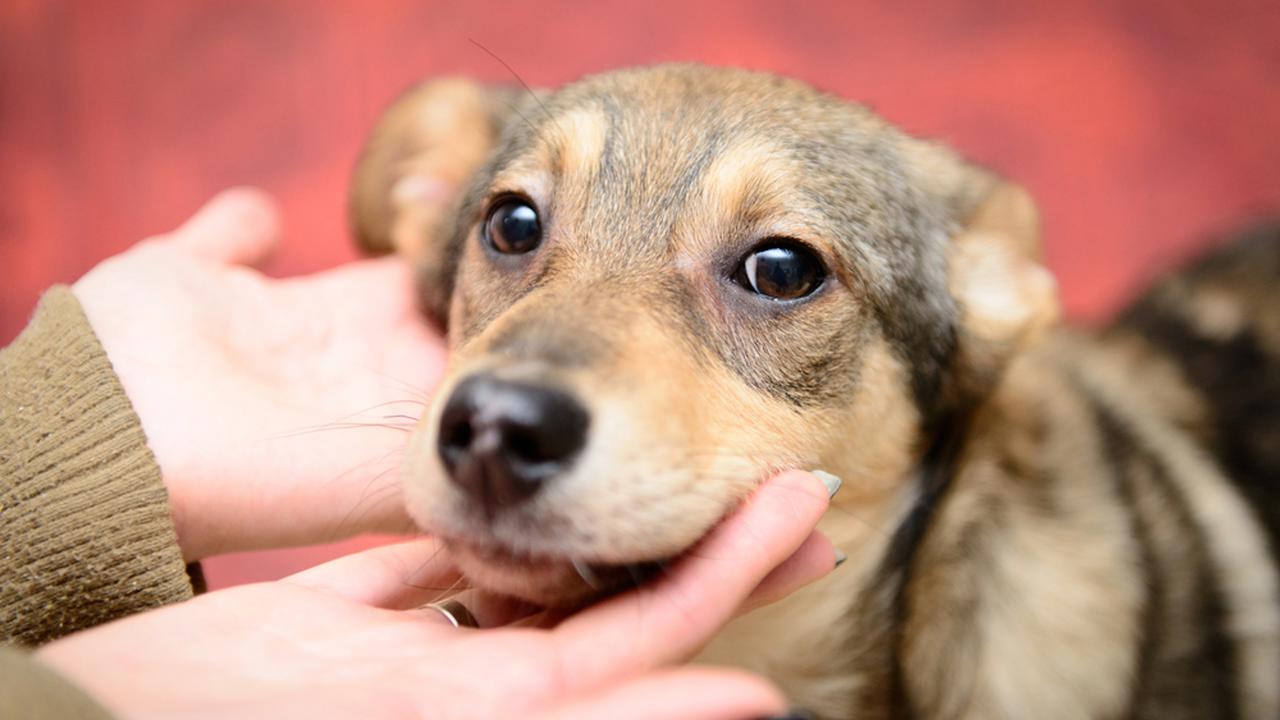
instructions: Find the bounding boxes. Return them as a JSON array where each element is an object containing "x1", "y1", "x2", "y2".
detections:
[{"x1": 168, "y1": 187, "x2": 281, "y2": 266}]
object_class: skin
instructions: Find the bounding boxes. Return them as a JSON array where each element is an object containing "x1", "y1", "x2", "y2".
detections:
[
  {"x1": 36, "y1": 469, "x2": 837, "y2": 720},
  {"x1": 73, "y1": 188, "x2": 447, "y2": 560}
]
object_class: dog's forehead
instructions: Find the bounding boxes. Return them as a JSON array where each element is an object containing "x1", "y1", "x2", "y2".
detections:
[{"x1": 486, "y1": 65, "x2": 908, "y2": 258}]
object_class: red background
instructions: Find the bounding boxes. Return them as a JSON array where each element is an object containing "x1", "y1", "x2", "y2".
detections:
[{"x1": 3, "y1": 0, "x2": 1279, "y2": 588}]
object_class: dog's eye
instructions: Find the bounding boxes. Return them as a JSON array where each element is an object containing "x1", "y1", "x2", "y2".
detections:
[
  {"x1": 733, "y1": 242, "x2": 826, "y2": 300},
  {"x1": 483, "y1": 197, "x2": 542, "y2": 255}
]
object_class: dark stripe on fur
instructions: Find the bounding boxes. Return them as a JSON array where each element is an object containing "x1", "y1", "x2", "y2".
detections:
[
  {"x1": 1117, "y1": 297, "x2": 1280, "y2": 559},
  {"x1": 1084, "y1": 386, "x2": 1238, "y2": 719},
  {"x1": 1090, "y1": 398, "x2": 1163, "y2": 718},
  {"x1": 874, "y1": 275, "x2": 959, "y2": 432},
  {"x1": 878, "y1": 404, "x2": 975, "y2": 719}
]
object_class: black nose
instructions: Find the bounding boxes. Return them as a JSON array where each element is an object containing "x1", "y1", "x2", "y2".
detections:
[{"x1": 436, "y1": 374, "x2": 589, "y2": 514}]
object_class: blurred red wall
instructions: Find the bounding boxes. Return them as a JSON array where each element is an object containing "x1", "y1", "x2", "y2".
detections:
[{"x1": 3, "y1": 0, "x2": 1279, "y2": 588}]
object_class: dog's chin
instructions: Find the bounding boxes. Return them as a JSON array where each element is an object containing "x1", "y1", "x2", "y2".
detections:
[{"x1": 444, "y1": 538, "x2": 664, "y2": 607}]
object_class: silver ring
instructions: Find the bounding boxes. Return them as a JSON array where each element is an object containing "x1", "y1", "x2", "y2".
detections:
[{"x1": 424, "y1": 599, "x2": 479, "y2": 629}]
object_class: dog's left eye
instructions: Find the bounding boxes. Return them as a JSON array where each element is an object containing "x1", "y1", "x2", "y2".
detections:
[
  {"x1": 733, "y1": 242, "x2": 826, "y2": 300},
  {"x1": 483, "y1": 197, "x2": 542, "y2": 255}
]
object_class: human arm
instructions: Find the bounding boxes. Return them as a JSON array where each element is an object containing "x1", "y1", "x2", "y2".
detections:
[
  {"x1": 2, "y1": 187, "x2": 442, "y2": 644},
  {"x1": 34, "y1": 470, "x2": 836, "y2": 720},
  {"x1": 0, "y1": 288, "x2": 193, "y2": 647}
]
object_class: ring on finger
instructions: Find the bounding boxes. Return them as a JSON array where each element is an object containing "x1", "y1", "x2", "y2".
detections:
[{"x1": 424, "y1": 599, "x2": 479, "y2": 629}]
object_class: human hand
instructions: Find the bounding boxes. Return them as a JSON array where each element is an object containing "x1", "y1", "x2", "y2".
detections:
[
  {"x1": 73, "y1": 189, "x2": 446, "y2": 560},
  {"x1": 36, "y1": 471, "x2": 836, "y2": 720}
]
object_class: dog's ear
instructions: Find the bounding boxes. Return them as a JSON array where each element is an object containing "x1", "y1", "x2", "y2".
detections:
[
  {"x1": 903, "y1": 140, "x2": 1059, "y2": 387},
  {"x1": 349, "y1": 78, "x2": 524, "y2": 328}
]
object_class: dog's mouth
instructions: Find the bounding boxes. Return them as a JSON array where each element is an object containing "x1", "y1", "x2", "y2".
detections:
[{"x1": 442, "y1": 535, "x2": 668, "y2": 607}]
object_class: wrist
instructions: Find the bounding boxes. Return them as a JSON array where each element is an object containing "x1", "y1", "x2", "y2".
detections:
[{"x1": 72, "y1": 290, "x2": 204, "y2": 560}]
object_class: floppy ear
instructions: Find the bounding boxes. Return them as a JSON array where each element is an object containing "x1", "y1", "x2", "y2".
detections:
[
  {"x1": 904, "y1": 141, "x2": 1059, "y2": 390},
  {"x1": 348, "y1": 78, "x2": 523, "y2": 328}
]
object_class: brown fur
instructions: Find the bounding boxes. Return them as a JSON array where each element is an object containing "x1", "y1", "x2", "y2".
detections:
[{"x1": 352, "y1": 65, "x2": 1280, "y2": 719}]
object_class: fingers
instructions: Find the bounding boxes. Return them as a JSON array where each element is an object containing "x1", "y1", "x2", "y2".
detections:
[
  {"x1": 168, "y1": 187, "x2": 280, "y2": 266},
  {"x1": 551, "y1": 470, "x2": 832, "y2": 693},
  {"x1": 528, "y1": 668, "x2": 788, "y2": 720},
  {"x1": 283, "y1": 538, "x2": 463, "y2": 609},
  {"x1": 740, "y1": 529, "x2": 836, "y2": 615},
  {"x1": 286, "y1": 255, "x2": 420, "y2": 315}
]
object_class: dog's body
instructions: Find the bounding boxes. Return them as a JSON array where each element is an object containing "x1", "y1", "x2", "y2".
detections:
[{"x1": 350, "y1": 65, "x2": 1280, "y2": 719}]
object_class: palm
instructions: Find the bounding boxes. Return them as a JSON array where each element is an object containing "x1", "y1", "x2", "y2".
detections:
[{"x1": 74, "y1": 190, "x2": 447, "y2": 559}]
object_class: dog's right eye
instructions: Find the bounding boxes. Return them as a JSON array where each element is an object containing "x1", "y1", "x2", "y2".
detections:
[{"x1": 483, "y1": 197, "x2": 542, "y2": 255}]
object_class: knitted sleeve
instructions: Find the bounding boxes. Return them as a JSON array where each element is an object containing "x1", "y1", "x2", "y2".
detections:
[{"x1": 0, "y1": 287, "x2": 193, "y2": 647}]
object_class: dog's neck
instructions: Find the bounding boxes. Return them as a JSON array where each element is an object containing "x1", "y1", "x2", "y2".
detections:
[
  {"x1": 859, "y1": 334, "x2": 1208, "y2": 719},
  {"x1": 701, "y1": 335, "x2": 1159, "y2": 719},
  {"x1": 872, "y1": 397, "x2": 980, "y2": 714}
]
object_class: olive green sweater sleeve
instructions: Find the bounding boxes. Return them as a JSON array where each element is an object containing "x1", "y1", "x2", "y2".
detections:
[{"x1": 1, "y1": 287, "x2": 194, "y2": 648}]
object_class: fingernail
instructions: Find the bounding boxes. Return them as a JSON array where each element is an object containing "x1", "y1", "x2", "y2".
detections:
[
  {"x1": 834, "y1": 549, "x2": 847, "y2": 568},
  {"x1": 756, "y1": 710, "x2": 815, "y2": 720},
  {"x1": 811, "y1": 470, "x2": 842, "y2": 499}
]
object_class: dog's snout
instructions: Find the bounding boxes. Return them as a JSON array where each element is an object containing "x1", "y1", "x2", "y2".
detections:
[{"x1": 437, "y1": 374, "x2": 589, "y2": 513}]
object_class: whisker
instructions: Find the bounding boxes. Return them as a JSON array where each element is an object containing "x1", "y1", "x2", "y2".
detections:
[
  {"x1": 408, "y1": 564, "x2": 468, "y2": 597},
  {"x1": 370, "y1": 368, "x2": 435, "y2": 399},
  {"x1": 273, "y1": 421, "x2": 416, "y2": 440},
  {"x1": 318, "y1": 445, "x2": 403, "y2": 495},
  {"x1": 468, "y1": 38, "x2": 560, "y2": 132},
  {"x1": 279, "y1": 399, "x2": 424, "y2": 431},
  {"x1": 331, "y1": 475, "x2": 402, "y2": 539},
  {"x1": 493, "y1": 95, "x2": 542, "y2": 138}
]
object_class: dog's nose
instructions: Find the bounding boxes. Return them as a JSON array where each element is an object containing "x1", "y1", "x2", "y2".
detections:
[{"x1": 436, "y1": 374, "x2": 589, "y2": 513}]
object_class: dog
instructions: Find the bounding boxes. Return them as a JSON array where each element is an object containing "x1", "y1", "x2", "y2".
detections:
[{"x1": 348, "y1": 64, "x2": 1280, "y2": 719}]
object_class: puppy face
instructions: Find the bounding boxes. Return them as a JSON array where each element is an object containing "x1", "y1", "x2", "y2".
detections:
[{"x1": 355, "y1": 65, "x2": 1051, "y2": 605}]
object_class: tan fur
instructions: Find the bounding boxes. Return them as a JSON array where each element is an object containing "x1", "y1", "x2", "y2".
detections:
[
  {"x1": 902, "y1": 346, "x2": 1146, "y2": 719},
  {"x1": 1092, "y1": 331, "x2": 1212, "y2": 443},
  {"x1": 697, "y1": 340, "x2": 921, "y2": 718},
  {"x1": 1067, "y1": 340, "x2": 1280, "y2": 718},
  {"x1": 697, "y1": 138, "x2": 801, "y2": 228},
  {"x1": 353, "y1": 65, "x2": 1280, "y2": 719},
  {"x1": 351, "y1": 78, "x2": 502, "y2": 258},
  {"x1": 549, "y1": 108, "x2": 610, "y2": 182}
]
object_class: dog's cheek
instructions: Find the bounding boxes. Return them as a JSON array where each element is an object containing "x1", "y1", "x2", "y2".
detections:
[
  {"x1": 816, "y1": 339, "x2": 921, "y2": 500},
  {"x1": 526, "y1": 352, "x2": 765, "y2": 560}
]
